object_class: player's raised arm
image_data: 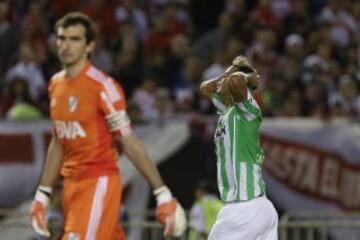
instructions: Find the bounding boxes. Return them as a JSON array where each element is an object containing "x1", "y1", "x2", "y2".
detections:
[
  {"x1": 225, "y1": 72, "x2": 249, "y2": 102},
  {"x1": 100, "y1": 90, "x2": 187, "y2": 237},
  {"x1": 29, "y1": 136, "x2": 63, "y2": 237},
  {"x1": 200, "y1": 65, "x2": 236, "y2": 99},
  {"x1": 220, "y1": 56, "x2": 260, "y2": 103},
  {"x1": 200, "y1": 75, "x2": 222, "y2": 98}
]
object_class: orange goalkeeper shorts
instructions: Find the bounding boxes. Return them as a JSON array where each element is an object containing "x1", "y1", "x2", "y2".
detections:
[{"x1": 62, "y1": 174, "x2": 124, "y2": 240}]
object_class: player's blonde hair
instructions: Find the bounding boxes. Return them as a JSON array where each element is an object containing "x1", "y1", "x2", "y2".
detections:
[{"x1": 232, "y1": 55, "x2": 255, "y2": 73}]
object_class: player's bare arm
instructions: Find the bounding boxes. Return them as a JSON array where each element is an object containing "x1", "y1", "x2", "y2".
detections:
[
  {"x1": 200, "y1": 65, "x2": 238, "y2": 98},
  {"x1": 39, "y1": 136, "x2": 63, "y2": 187},
  {"x1": 29, "y1": 136, "x2": 63, "y2": 237},
  {"x1": 116, "y1": 133, "x2": 164, "y2": 190},
  {"x1": 102, "y1": 91, "x2": 187, "y2": 236},
  {"x1": 225, "y1": 73, "x2": 249, "y2": 102},
  {"x1": 115, "y1": 132, "x2": 186, "y2": 236},
  {"x1": 218, "y1": 55, "x2": 260, "y2": 103},
  {"x1": 200, "y1": 76, "x2": 222, "y2": 98}
]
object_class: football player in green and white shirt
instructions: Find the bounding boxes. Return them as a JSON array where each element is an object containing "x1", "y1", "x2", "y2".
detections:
[{"x1": 200, "y1": 56, "x2": 278, "y2": 240}]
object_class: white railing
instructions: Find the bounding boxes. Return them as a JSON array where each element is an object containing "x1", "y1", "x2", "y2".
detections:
[
  {"x1": 279, "y1": 211, "x2": 360, "y2": 240},
  {"x1": 0, "y1": 208, "x2": 191, "y2": 240},
  {"x1": 3, "y1": 208, "x2": 360, "y2": 240}
]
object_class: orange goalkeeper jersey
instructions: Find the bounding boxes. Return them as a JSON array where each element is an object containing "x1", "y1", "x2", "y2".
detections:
[{"x1": 49, "y1": 62, "x2": 128, "y2": 179}]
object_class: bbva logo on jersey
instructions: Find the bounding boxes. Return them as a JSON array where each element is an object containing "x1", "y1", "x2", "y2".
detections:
[{"x1": 54, "y1": 121, "x2": 86, "y2": 139}]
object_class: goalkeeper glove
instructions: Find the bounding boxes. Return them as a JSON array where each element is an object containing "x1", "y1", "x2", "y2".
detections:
[
  {"x1": 29, "y1": 186, "x2": 52, "y2": 237},
  {"x1": 154, "y1": 186, "x2": 187, "y2": 237}
]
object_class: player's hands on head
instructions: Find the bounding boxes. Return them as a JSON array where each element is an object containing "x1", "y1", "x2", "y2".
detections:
[
  {"x1": 29, "y1": 186, "x2": 52, "y2": 237},
  {"x1": 232, "y1": 55, "x2": 254, "y2": 72},
  {"x1": 217, "y1": 76, "x2": 229, "y2": 95},
  {"x1": 154, "y1": 186, "x2": 187, "y2": 237}
]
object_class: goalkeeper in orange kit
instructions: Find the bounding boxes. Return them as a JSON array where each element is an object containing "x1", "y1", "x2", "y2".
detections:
[{"x1": 28, "y1": 12, "x2": 186, "y2": 239}]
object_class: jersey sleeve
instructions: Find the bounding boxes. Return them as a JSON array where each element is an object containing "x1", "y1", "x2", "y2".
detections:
[
  {"x1": 234, "y1": 90, "x2": 262, "y2": 120},
  {"x1": 98, "y1": 78, "x2": 132, "y2": 137},
  {"x1": 98, "y1": 78, "x2": 127, "y2": 114}
]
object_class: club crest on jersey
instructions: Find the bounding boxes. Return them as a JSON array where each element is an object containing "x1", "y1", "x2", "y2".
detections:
[{"x1": 68, "y1": 96, "x2": 78, "y2": 113}]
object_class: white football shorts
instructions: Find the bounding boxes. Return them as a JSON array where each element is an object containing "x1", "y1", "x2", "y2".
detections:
[{"x1": 208, "y1": 196, "x2": 278, "y2": 240}]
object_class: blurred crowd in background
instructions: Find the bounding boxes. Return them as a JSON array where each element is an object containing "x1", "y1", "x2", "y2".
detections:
[{"x1": 0, "y1": 0, "x2": 359, "y2": 122}]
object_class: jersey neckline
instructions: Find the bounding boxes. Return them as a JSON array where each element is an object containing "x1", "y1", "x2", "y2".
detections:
[{"x1": 64, "y1": 61, "x2": 92, "y2": 81}]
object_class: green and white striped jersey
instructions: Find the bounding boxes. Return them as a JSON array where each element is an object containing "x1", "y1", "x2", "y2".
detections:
[{"x1": 212, "y1": 90, "x2": 266, "y2": 202}]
